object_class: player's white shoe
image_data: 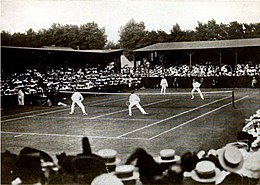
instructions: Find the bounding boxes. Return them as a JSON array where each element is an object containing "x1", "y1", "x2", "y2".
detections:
[
  {"x1": 83, "y1": 113, "x2": 88, "y2": 116},
  {"x1": 191, "y1": 96, "x2": 194, "y2": 99}
]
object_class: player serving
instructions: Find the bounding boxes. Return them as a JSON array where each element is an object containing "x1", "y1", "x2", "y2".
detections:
[
  {"x1": 191, "y1": 79, "x2": 204, "y2": 100},
  {"x1": 128, "y1": 91, "x2": 149, "y2": 116}
]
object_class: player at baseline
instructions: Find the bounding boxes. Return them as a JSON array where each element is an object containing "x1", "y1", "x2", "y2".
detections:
[
  {"x1": 160, "y1": 76, "x2": 168, "y2": 95},
  {"x1": 191, "y1": 79, "x2": 204, "y2": 100},
  {"x1": 69, "y1": 88, "x2": 88, "y2": 116},
  {"x1": 128, "y1": 91, "x2": 149, "y2": 116}
]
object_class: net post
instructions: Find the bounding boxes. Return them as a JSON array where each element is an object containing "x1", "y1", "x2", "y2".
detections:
[{"x1": 232, "y1": 91, "x2": 235, "y2": 108}]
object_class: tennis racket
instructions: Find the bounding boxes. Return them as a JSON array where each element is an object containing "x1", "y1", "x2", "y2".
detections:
[{"x1": 125, "y1": 101, "x2": 130, "y2": 106}]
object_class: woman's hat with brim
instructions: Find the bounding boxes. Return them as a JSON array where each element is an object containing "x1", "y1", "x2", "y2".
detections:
[
  {"x1": 114, "y1": 165, "x2": 139, "y2": 183},
  {"x1": 237, "y1": 150, "x2": 260, "y2": 179},
  {"x1": 218, "y1": 145, "x2": 244, "y2": 173},
  {"x1": 190, "y1": 160, "x2": 221, "y2": 183},
  {"x1": 154, "y1": 149, "x2": 181, "y2": 163}
]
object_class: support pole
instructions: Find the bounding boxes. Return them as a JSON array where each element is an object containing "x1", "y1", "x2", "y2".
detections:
[{"x1": 232, "y1": 91, "x2": 235, "y2": 108}]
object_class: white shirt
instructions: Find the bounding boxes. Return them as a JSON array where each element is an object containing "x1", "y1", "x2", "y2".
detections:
[
  {"x1": 129, "y1": 93, "x2": 140, "y2": 103},
  {"x1": 18, "y1": 89, "x2": 24, "y2": 97},
  {"x1": 160, "y1": 78, "x2": 168, "y2": 87},
  {"x1": 71, "y1": 92, "x2": 83, "y2": 101},
  {"x1": 192, "y1": 81, "x2": 201, "y2": 88}
]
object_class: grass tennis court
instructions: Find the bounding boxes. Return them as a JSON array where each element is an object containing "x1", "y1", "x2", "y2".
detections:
[{"x1": 1, "y1": 88, "x2": 259, "y2": 164}]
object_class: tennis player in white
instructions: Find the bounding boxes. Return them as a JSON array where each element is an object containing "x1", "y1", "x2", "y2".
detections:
[
  {"x1": 70, "y1": 89, "x2": 88, "y2": 116},
  {"x1": 128, "y1": 91, "x2": 149, "y2": 116},
  {"x1": 191, "y1": 79, "x2": 204, "y2": 100},
  {"x1": 160, "y1": 76, "x2": 168, "y2": 95}
]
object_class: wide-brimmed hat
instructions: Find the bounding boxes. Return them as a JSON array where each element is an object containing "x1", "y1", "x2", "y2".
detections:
[
  {"x1": 190, "y1": 160, "x2": 221, "y2": 183},
  {"x1": 97, "y1": 149, "x2": 121, "y2": 172},
  {"x1": 218, "y1": 145, "x2": 244, "y2": 173},
  {"x1": 114, "y1": 165, "x2": 139, "y2": 183},
  {"x1": 154, "y1": 149, "x2": 181, "y2": 163}
]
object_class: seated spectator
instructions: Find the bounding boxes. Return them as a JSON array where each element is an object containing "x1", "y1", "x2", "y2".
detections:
[
  {"x1": 217, "y1": 145, "x2": 259, "y2": 184},
  {"x1": 1, "y1": 150, "x2": 18, "y2": 184},
  {"x1": 114, "y1": 165, "x2": 140, "y2": 185},
  {"x1": 154, "y1": 149, "x2": 181, "y2": 171},
  {"x1": 180, "y1": 151, "x2": 199, "y2": 172},
  {"x1": 97, "y1": 149, "x2": 121, "y2": 172},
  {"x1": 125, "y1": 148, "x2": 164, "y2": 184},
  {"x1": 91, "y1": 173, "x2": 123, "y2": 185}
]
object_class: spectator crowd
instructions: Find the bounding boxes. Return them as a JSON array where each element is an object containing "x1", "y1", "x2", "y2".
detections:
[
  {"x1": 2, "y1": 109, "x2": 260, "y2": 185},
  {"x1": 1, "y1": 61, "x2": 259, "y2": 100}
]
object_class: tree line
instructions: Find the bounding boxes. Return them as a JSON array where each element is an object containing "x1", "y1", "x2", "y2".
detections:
[{"x1": 1, "y1": 19, "x2": 260, "y2": 59}]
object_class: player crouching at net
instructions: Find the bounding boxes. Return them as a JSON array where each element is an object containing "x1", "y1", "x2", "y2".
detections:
[
  {"x1": 69, "y1": 88, "x2": 88, "y2": 116},
  {"x1": 191, "y1": 79, "x2": 204, "y2": 100},
  {"x1": 128, "y1": 91, "x2": 149, "y2": 116}
]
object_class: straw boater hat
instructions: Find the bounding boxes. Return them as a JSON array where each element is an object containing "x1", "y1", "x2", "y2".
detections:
[
  {"x1": 190, "y1": 160, "x2": 221, "y2": 183},
  {"x1": 114, "y1": 165, "x2": 139, "y2": 184},
  {"x1": 154, "y1": 149, "x2": 181, "y2": 163},
  {"x1": 218, "y1": 145, "x2": 244, "y2": 173},
  {"x1": 97, "y1": 149, "x2": 121, "y2": 172}
]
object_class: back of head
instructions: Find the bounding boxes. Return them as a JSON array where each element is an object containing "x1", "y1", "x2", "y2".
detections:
[
  {"x1": 181, "y1": 151, "x2": 199, "y2": 172},
  {"x1": 91, "y1": 174, "x2": 123, "y2": 185},
  {"x1": 72, "y1": 155, "x2": 107, "y2": 184},
  {"x1": 167, "y1": 164, "x2": 184, "y2": 184},
  {"x1": 16, "y1": 155, "x2": 44, "y2": 184}
]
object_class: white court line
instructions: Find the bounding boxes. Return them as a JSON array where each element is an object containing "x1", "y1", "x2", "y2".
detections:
[
  {"x1": 88, "y1": 99, "x2": 171, "y2": 119},
  {"x1": 1, "y1": 97, "x2": 117, "y2": 119},
  {"x1": 148, "y1": 95, "x2": 249, "y2": 140},
  {"x1": 1, "y1": 98, "x2": 126, "y2": 123},
  {"x1": 60, "y1": 90, "x2": 232, "y2": 95},
  {"x1": 117, "y1": 96, "x2": 232, "y2": 138},
  {"x1": 0, "y1": 131, "x2": 150, "y2": 140},
  {"x1": 40, "y1": 117, "x2": 154, "y2": 121}
]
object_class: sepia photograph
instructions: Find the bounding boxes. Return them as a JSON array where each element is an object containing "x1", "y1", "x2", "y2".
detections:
[{"x1": 1, "y1": 0, "x2": 260, "y2": 184}]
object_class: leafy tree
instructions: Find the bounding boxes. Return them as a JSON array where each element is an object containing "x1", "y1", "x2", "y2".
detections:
[
  {"x1": 157, "y1": 30, "x2": 171, "y2": 42},
  {"x1": 105, "y1": 41, "x2": 120, "y2": 49},
  {"x1": 226, "y1": 21, "x2": 244, "y2": 39},
  {"x1": 1, "y1": 31, "x2": 11, "y2": 46},
  {"x1": 119, "y1": 19, "x2": 147, "y2": 59},
  {"x1": 195, "y1": 19, "x2": 222, "y2": 40}
]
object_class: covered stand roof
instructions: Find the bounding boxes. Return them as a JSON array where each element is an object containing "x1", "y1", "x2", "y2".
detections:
[
  {"x1": 1, "y1": 46, "x2": 124, "y2": 74},
  {"x1": 134, "y1": 38, "x2": 260, "y2": 52},
  {"x1": 3, "y1": 46, "x2": 124, "y2": 54}
]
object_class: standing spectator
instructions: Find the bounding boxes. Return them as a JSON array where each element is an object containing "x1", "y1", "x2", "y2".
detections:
[
  {"x1": 70, "y1": 89, "x2": 88, "y2": 116},
  {"x1": 160, "y1": 76, "x2": 168, "y2": 95},
  {"x1": 251, "y1": 77, "x2": 257, "y2": 88},
  {"x1": 17, "y1": 88, "x2": 25, "y2": 105},
  {"x1": 172, "y1": 78, "x2": 179, "y2": 88}
]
